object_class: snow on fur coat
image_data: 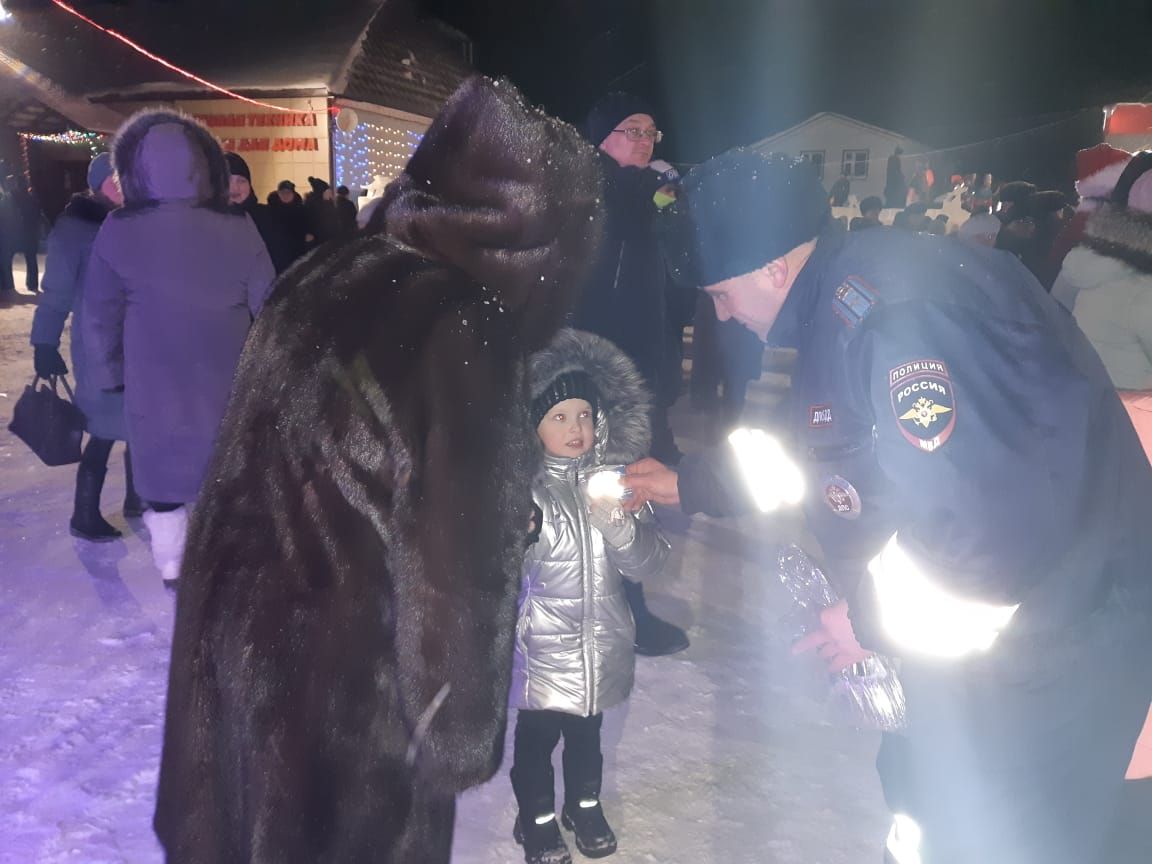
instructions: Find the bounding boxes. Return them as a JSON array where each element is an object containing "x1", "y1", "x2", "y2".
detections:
[
  {"x1": 153, "y1": 77, "x2": 603, "y2": 863},
  {"x1": 513, "y1": 330, "x2": 670, "y2": 717}
]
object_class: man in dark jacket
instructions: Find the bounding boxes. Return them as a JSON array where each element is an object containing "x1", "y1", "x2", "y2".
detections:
[
  {"x1": 153, "y1": 76, "x2": 602, "y2": 864},
  {"x1": 573, "y1": 92, "x2": 693, "y2": 657},
  {"x1": 885, "y1": 146, "x2": 907, "y2": 209},
  {"x1": 335, "y1": 184, "x2": 358, "y2": 240},
  {"x1": 267, "y1": 179, "x2": 308, "y2": 263},
  {"x1": 304, "y1": 175, "x2": 338, "y2": 250},
  {"x1": 225, "y1": 152, "x2": 293, "y2": 274},
  {"x1": 624, "y1": 149, "x2": 1152, "y2": 863},
  {"x1": 5, "y1": 175, "x2": 43, "y2": 292}
]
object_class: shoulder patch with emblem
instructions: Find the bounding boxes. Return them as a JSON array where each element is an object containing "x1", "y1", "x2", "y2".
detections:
[
  {"x1": 833, "y1": 275, "x2": 878, "y2": 327},
  {"x1": 889, "y1": 359, "x2": 956, "y2": 452}
]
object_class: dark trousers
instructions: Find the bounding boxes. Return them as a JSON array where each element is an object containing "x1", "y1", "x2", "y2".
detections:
[
  {"x1": 510, "y1": 710, "x2": 603, "y2": 820},
  {"x1": 14, "y1": 245, "x2": 37, "y2": 291},
  {"x1": 880, "y1": 588, "x2": 1152, "y2": 864}
]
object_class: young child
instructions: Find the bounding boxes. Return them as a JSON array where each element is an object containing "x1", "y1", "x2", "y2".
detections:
[{"x1": 511, "y1": 329, "x2": 671, "y2": 864}]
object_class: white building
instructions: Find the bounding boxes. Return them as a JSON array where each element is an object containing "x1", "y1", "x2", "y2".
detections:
[{"x1": 749, "y1": 112, "x2": 921, "y2": 204}]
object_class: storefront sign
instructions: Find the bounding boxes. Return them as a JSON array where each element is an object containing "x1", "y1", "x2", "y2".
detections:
[
  {"x1": 220, "y1": 137, "x2": 320, "y2": 152},
  {"x1": 193, "y1": 112, "x2": 319, "y2": 129}
]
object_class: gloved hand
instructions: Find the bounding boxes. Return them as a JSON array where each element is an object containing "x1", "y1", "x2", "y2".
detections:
[
  {"x1": 583, "y1": 486, "x2": 636, "y2": 549},
  {"x1": 33, "y1": 344, "x2": 67, "y2": 378}
]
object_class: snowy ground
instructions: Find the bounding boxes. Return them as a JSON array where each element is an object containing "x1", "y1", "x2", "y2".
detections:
[{"x1": 0, "y1": 275, "x2": 888, "y2": 864}]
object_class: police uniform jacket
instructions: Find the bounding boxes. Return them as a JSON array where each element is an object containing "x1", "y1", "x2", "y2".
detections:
[{"x1": 679, "y1": 227, "x2": 1152, "y2": 647}]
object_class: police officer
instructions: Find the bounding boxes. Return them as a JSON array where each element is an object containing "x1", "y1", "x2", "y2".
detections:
[{"x1": 624, "y1": 150, "x2": 1152, "y2": 863}]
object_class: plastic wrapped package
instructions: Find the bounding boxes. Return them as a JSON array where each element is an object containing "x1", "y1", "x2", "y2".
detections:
[{"x1": 778, "y1": 544, "x2": 907, "y2": 732}]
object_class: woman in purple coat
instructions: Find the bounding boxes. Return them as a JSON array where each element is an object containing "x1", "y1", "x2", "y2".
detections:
[{"x1": 81, "y1": 109, "x2": 275, "y2": 585}]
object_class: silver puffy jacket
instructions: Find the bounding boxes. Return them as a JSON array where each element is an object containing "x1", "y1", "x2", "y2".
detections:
[{"x1": 510, "y1": 452, "x2": 669, "y2": 716}]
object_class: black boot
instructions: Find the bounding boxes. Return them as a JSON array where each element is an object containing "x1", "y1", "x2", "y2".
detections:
[
  {"x1": 561, "y1": 803, "x2": 617, "y2": 858},
  {"x1": 511, "y1": 761, "x2": 571, "y2": 864},
  {"x1": 70, "y1": 463, "x2": 122, "y2": 542},
  {"x1": 122, "y1": 449, "x2": 146, "y2": 518},
  {"x1": 561, "y1": 721, "x2": 617, "y2": 858},
  {"x1": 513, "y1": 815, "x2": 572, "y2": 864},
  {"x1": 624, "y1": 579, "x2": 689, "y2": 656}
]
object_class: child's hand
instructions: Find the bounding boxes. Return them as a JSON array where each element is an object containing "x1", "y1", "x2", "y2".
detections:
[{"x1": 583, "y1": 489, "x2": 636, "y2": 549}]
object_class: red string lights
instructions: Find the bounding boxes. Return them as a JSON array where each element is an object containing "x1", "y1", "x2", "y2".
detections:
[{"x1": 49, "y1": 0, "x2": 293, "y2": 112}]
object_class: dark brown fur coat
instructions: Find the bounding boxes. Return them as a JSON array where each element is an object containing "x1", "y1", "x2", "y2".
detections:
[{"x1": 154, "y1": 77, "x2": 602, "y2": 863}]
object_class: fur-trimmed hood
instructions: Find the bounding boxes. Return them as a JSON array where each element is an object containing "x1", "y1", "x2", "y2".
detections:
[
  {"x1": 382, "y1": 76, "x2": 603, "y2": 317},
  {"x1": 1084, "y1": 203, "x2": 1152, "y2": 275},
  {"x1": 111, "y1": 109, "x2": 230, "y2": 209},
  {"x1": 529, "y1": 328, "x2": 651, "y2": 464}
]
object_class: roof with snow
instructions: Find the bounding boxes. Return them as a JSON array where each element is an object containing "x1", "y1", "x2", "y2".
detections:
[
  {"x1": 0, "y1": 0, "x2": 470, "y2": 127},
  {"x1": 751, "y1": 112, "x2": 920, "y2": 151}
]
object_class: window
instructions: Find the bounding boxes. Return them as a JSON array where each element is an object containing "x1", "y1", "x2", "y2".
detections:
[
  {"x1": 842, "y1": 149, "x2": 869, "y2": 178},
  {"x1": 799, "y1": 150, "x2": 825, "y2": 180}
]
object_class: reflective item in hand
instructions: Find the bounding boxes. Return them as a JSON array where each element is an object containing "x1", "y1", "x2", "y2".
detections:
[
  {"x1": 585, "y1": 467, "x2": 629, "y2": 501},
  {"x1": 779, "y1": 545, "x2": 907, "y2": 731}
]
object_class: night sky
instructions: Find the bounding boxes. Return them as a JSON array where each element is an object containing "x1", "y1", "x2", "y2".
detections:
[{"x1": 422, "y1": 0, "x2": 1152, "y2": 185}]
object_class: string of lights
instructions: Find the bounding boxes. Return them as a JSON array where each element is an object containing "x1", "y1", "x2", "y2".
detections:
[
  {"x1": 333, "y1": 121, "x2": 424, "y2": 191},
  {"x1": 48, "y1": 0, "x2": 297, "y2": 113},
  {"x1": 19, "y1": 129, "x2": 104, "y2": 156}
]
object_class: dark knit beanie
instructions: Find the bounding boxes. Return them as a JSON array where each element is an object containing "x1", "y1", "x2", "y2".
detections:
[
  {"x1": 583, "y1": 92, "x2": 657, "y2": 147},
  {"x1": 531, "y1": 370, "x2": 600, "y2": 428},
  {"x1": 224, "y1": 152, "x2": 251, "y2": 183},
  {"x1": 308, "y1": 176, "x2": 330, "y2": 194},
  {"x1": 680, "y1": 149, "x2": 831, "y2": 286}
]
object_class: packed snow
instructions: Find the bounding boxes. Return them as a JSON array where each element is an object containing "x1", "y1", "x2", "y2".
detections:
[{"x1": 0, "y1": 277, "x2": 888, "y2": 863}]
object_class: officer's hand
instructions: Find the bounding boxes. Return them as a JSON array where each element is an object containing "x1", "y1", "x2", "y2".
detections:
[
  {"x1": 33, "y1": 344, "x2": 67, "y2": 378},
  {"x1": 792, "y1": 600, "x2": 872, "y2": 673},
  {"x1": 622, "y1": 458, "x2": 680, "y2": 511}
]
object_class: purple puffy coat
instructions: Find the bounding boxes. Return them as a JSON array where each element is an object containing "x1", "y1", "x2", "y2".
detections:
[{"x1": 81, "y1": 110, "x2": 274, "y2": 503}]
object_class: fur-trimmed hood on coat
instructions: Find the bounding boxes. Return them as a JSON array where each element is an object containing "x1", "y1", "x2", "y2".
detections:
[
  {"x1": 529, "y1": 328, "x2": 652, "y2": 464},
  {"x1": 1084, "y1": 204, "x2": 1152, "y2": 275},
  {"x1": 382, "y1": 77, "x2": 603, "y2": 329},
  {"x1": 111, "y1": 109, "x2": 231, "y2": 209}
]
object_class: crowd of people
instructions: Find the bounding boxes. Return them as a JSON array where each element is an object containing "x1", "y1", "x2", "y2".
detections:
[{"x1": 12, "y1": 73, "x2": 1152, "y2": 864}]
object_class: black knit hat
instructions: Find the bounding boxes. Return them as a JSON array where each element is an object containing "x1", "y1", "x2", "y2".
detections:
[
  {"x1": 224, "y1": 152, "x2": 251, "y2": 183},
  {"x1": 583, "y1": 92, "x2": 657, "y2": 147},
  {"x1": 531, "y1": 370, "x2": 600, "y2": 428},
  {"x1": 679, "y1": 149, "x2": 830, "y2": 286},
  {"x1": 308, "y1": 176, "x2": 330, "y2": 194}
]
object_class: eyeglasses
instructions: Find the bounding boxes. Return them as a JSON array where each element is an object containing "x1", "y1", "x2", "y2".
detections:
[{"x1": 612, "y1": 127, "x2": 663, "y2": 143}]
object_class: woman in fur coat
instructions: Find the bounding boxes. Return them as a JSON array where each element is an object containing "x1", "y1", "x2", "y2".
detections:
[{"x1": 153, "y1": 77, "x2": 603, "y2": 864}]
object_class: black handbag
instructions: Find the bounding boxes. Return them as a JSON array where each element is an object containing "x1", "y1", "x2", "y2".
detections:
[{"x1": 7, "y1": 375, "x2": 87, "y2": 466}]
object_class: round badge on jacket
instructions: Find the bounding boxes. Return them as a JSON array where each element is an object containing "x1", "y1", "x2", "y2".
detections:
[{"x1": 823, "y1": 474, "x2": 862, "y2": 520}]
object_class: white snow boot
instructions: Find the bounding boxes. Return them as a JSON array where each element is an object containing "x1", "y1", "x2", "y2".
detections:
[{"x1": 142, "y1": 506, "x2": 187, "y2": 586}]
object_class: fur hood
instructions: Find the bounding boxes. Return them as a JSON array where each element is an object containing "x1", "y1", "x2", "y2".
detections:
[
  {"x1": 529, "y1": 328, "x2": 651, "y2": 464},
  {"x1": 1084, "y1": 204, "x2": 1152, "y2": 275},
  {"x1": 111, "y1": 108, "x2": 231, "y2": 209},
  {"x1": 382, "y1": 76, "x2": 603, "y2": 317}
]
